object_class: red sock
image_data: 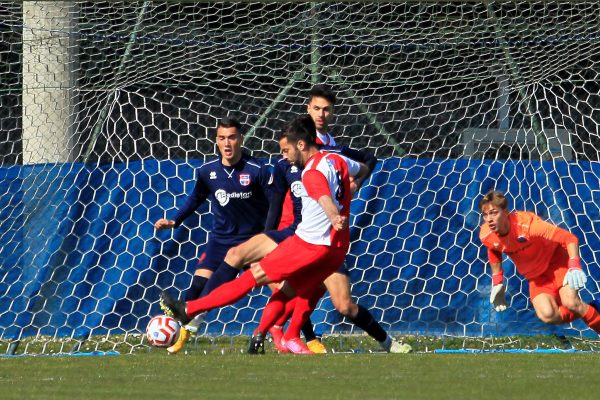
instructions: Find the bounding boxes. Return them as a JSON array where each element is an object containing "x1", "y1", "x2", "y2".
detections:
[
  {"x1": 581, "y1": 304, "x2": 600, "y2": 333},
  {"x1": 274, "y1": 297, "x2": 297, "y2": 326},
  {"x1": 186, "y1": 270, "x2": 257, "y2": 317},
  {"x1": 255, "y1": 290, "x2": 291, "y2": 334},
  {"x1": 283, "y1": 286, "x2": 326, "y2": 341},
  {"x1": 559, "y1": 305, "x2": 577, "y2": 323}
]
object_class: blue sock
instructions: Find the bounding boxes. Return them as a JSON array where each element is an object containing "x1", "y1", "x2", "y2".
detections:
[
  {"x1": 301, "y1": 319, "x2": 318, "y2": 342},
  {"x1": 199, "y1": 262, "x2": 240, "y2": 297},
  {"x1": 185, "y1": 275, "x2": 209, "y2": 301},
  {"x1": 349, "y1": 304, "x2": 387, "y2": 342}
]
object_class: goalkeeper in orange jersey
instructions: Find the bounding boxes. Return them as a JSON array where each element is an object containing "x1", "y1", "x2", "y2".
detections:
[{"x1": 478, "y1": 190, "x2": 600, "y2": 333}]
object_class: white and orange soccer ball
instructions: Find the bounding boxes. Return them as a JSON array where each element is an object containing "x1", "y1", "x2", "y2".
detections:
[{"x1": 146, "y1": 315, "x2": 181, "y2": 347}]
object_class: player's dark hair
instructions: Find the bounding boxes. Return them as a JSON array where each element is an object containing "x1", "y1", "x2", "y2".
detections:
[
  {"x1": 479, "y1": 190, "x2": 508, "y2": 211},
  {"x1": 279, "y1": 114, "x2": 317, "y2": 145},
  {"x1": 308, "y1": 84, "x2": 336, "y2": 105},
  {"x1": 217, "y1": 117, "x2": 242, "y2": 132}
]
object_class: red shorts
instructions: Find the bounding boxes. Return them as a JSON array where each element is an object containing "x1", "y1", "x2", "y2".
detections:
[
  {"x1": 260, "y1": 234, "x2": 347, "y2": 296},
  {"x1": 528, "y1": 249, "x2": 569, "y2": 300}
]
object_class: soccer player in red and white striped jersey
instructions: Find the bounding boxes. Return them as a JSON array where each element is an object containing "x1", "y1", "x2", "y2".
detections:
[{"x1": 160, "y1": 114, "x2": 369, "y2": 353}]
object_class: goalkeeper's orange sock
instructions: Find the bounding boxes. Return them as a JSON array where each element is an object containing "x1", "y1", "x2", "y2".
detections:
[{"x1": 581, "y1": 303, "x2": 600, "y2": 333}]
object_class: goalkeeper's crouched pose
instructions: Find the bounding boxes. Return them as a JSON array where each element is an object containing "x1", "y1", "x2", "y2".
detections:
[{"x1": 478, "y1": 190, "x2": 600, "y2": 333}]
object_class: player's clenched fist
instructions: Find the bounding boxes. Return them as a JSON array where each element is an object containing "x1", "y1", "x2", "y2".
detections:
[
  {"x1": 331, "y1": 215, "x2": 348, "y2": 231},
  {"x1": 154, "y1": 218, "x2": 176, "y2": 230}
]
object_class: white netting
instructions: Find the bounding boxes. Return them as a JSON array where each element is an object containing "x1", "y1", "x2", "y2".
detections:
[{"x1": 1, "y1": 1, "x2": 600, "y2": 354}]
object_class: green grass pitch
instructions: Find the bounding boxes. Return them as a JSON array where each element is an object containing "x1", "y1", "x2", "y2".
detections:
[{"x1": 1, "y1": 351, "x2": 599, "y2": 400}]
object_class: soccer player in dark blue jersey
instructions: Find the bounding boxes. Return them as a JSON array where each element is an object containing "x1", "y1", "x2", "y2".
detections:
[
  {"x1": 154, "y1": 117, "x2": 271, "y2": 354},
  {"x1": 302, "y1": 86, "x2": 411, "y2": 353}
]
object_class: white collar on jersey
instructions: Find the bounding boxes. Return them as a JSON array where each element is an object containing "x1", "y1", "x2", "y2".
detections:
[{"x1": 316, "y1": 131, "x2": 334, "y2": 146}]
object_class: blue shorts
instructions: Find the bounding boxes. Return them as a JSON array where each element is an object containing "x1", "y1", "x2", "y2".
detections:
[
  {"x1": 264, "y1": 226, "x2": 296, "y2": 244},
  {"x1": 196, "y1": 235, "x2": 250, "y2": 272},
  {"x1": 336, "y1": 261, "x2": 349, "y2": 275}
]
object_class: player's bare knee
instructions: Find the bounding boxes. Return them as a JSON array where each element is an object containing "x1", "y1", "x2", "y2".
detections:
[
  {"x1": 535, "y1": 308, "x2": 560, "y2": 324},
  {"x1": 224, "y1": 246, "x2": 244, "y2": 268}
]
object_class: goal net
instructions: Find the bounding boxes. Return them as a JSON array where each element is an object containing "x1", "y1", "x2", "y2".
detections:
[{"x1": 1, "y1": 1, "x2": 600, "y2": 354}]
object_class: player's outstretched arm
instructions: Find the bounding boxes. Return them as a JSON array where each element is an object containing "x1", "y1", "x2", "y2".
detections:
[
  {"x1": 489, "y1": 261, "x2": 507, "y2": 312},
  {"x1": 334, "y1": 146, "x2": 376, "y2": 189},
  {"x1": 165, "y1": 170, "x2": 210, "y2": 228},
  {"x1": 154, "y1": 218, "x2": 176, "y2": 230}
]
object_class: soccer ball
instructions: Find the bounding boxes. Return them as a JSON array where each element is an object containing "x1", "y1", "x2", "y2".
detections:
[{"x1": 146, "y1": 315, "x2": 181, "y2": 347}]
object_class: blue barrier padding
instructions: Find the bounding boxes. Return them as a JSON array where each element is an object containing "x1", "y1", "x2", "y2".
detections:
[
  {"x1": 0, "y1": 351, "x2": 120, "y2": 358},
  {"x1": 434, "y1": 349, "x2": 583, "y2": 354},
  {"x1": 1, "y1": 158, "x2": 599, "y2": 339}
]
